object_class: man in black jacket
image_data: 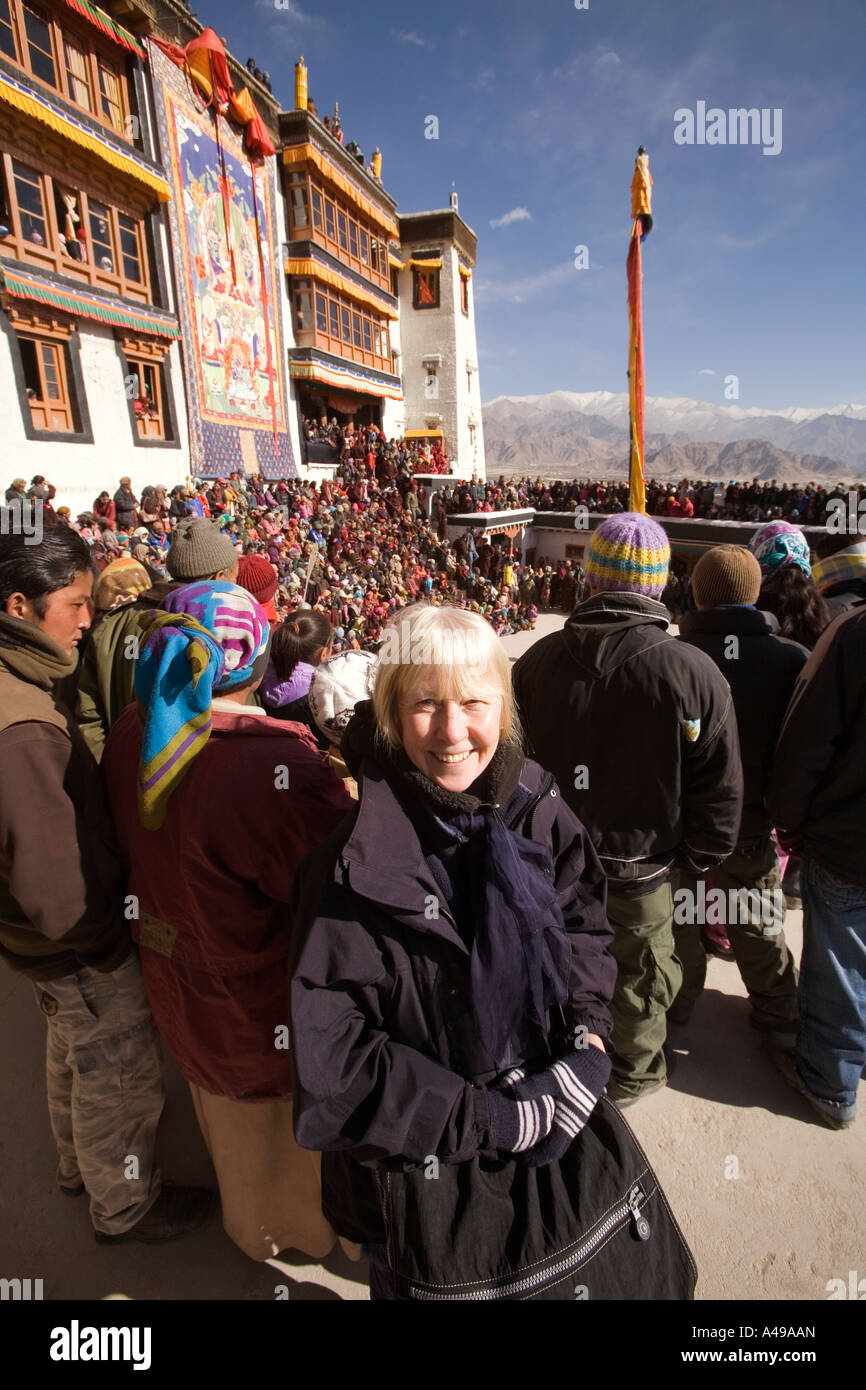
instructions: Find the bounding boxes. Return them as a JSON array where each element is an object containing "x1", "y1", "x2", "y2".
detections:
[
  {"x1": 513, "y1": 514, "x2": 743, "y2": 1104},
  {"x1": 676, "y1": 546, "x2": 807, "y2": 1031},
  {"x1": 766, "y1": 603, "x2": 866, "y2": 1129}
]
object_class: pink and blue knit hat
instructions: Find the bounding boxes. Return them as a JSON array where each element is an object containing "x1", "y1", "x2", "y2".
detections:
[
  {"x1": 133, "y1": 582, "x2": 271, "y2": 829},
  {"x1": 748, "y1": 521, "x2": 811, "y2": 578},
  {"x1": 586, "y1": 513, "x2": 670, "y2": 597}
]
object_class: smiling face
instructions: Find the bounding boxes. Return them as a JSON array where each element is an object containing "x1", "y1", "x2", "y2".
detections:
[{"x1": 398, "y1": 677, "x2": 503, "y2": 793}]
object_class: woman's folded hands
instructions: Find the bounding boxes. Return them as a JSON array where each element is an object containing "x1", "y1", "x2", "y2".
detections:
[{"x1": 486, "y1": 1043, "x2": 613, "y2": 1166}]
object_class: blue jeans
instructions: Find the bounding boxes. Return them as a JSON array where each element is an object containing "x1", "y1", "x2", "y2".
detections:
[{"x1": 797, "y1": 853, "x2": 866, "y2": 1117}]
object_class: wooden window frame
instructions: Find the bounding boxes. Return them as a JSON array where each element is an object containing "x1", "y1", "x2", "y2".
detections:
[
  {"x1": 21, "y1": 1, "x2": 57, "y2": 89},
  {"x1": 302, "y1": 172, "x2": 392, "y2": 292},
  {"x1": 292, "y1": 278, "x2": 312, "y2": 334},
  {"x1": 0, "y1": 151, "x2": 151, "y2": 301},
  {"x1": 0, "y1": 0, "x2": 135, "y2": 143},
  {"x1": 460, "y1": 274, "x2": 470, "y2": 315},
  {"x1": 1, "y1": 307, "x2": 93, "y2": 441},
  {"x1": 63, "y1": 30, "x2": 93, "y2": 114},
  {"x1": 0, "y1": 0, "x2": 19, "y2": 64},
  {"x1": 23, "y1": 333, "x2": 73, "y2": 429},
  {"x1": 304, "y1": 280, "x2": 394, "y2": 372},
  {"x1": 118, "y1": 335, "x2": 179, "y2": 449},
  {"x1": 413, "y1": 266, "x2": 440, "y2": 310},
  {"x1": 287, "y1": 170, "x2": 310, "y2": 235},
  {"x1": 97, "y1": 54, "x2": 124, "y2": 134}
]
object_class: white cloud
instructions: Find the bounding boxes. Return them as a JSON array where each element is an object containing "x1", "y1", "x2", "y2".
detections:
[
  {"x1": 698, "y1": 369, "x2": 716, "y2": 376},
  {"x1": 474, "y1": 66, "x2": 495, "y2": 92},
  {"x1": 597, "y1": 50, "x2": 621, "y2": 66},
  {"x1": 489, "y1": 206, "x2": 533, "y2": 229},
  {"x1": 475, "y1": 260, "x2": 574, "y2": 304},
  {"x1": 392, "y1": 29, "x2": 435, "y2": 48}
]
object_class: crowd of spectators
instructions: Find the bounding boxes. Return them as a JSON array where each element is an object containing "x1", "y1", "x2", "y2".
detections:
[
  {"x1": 444, "y1": 474, "x2": 866, "y2": 525},
  {"x1": 7, "y1": 461, "x2": 862, "y2": 651},
  {"x1": 6, "y1": 467, "x2": 550, "y2": 647},
  {"x1": 301, "y1": 417, "x2": 451, "y2": 475}
]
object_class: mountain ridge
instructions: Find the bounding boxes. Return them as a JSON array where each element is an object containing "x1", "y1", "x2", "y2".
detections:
[{"x1": 481, "y1": 391, "x2": 866, "y2": 479}]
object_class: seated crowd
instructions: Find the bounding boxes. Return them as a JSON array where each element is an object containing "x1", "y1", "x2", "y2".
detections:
[{"x1": 443, "y1": 473, "x2": 866, "y2": 525}]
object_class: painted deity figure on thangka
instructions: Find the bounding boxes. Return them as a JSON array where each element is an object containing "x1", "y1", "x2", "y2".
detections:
[{"x1": 169, "y1": 100, "x2": 284, "y2": 429}]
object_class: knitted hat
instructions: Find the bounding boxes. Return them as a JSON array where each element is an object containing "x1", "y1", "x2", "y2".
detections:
[
  {"x1": 748, "y1": 521, "x2": 811, "y2": 577},
  {"x1": 93, "y1": 557, "x2": 151, "y2": 612},
  {"x1": 309, "y1": 649, "x2": 377, "y2": 746},
  {"x1": 236, "y1": 553, "x2": 279, "y2": 605},
  {"x1": 585, "y1": 513, "x2": 670, "y2": 597},
  {"x1": 691, "y1": 546, "x2": 761, "y2": 608},
  {"x1": 166, "y1": 516, "x2": 239, "y2": 579}
]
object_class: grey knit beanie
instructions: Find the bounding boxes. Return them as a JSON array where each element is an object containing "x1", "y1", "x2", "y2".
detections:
[{"x1": 166, "y1": 517, "x2": 239, "y2": 580}]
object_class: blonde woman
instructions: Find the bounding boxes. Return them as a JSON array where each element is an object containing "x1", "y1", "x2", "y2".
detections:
[{"x1": 289, "y1": 603, "x2": 618, "y2": 1299}]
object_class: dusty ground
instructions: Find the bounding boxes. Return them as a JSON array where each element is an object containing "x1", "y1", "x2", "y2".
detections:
[{"x1": 0, "y1": 613, "x2": 861, "y2": 1302}]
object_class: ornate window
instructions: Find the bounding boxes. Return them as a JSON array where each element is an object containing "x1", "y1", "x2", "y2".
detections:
[
  {"x1": 413, "y1": 267, "x2": 439, "y2": 309},
  {"x1": 1, "y1": 1, "x2": 136, "y2": 141},
  {"x1": 64, "y1": 33, "x2": 92, "y2": 111},
  {"x1": 1, "y1": 152, "x2": 150, "y2": 297},
  {"x1": 121, "y1": 337, "x2": 176, "y2": 444}
]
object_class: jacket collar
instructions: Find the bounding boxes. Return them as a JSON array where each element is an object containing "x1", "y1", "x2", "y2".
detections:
[
  {"x1": 569, "y1": 591, "x2": 670, "y2": 627},
  {"x1": 680, "y1": 605, "x2": 779, "y2": 637},
  {"x1": 340, "y1": 762, "x2": 470, "y2": 951}
]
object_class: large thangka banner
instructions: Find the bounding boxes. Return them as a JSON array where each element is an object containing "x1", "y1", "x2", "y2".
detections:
[{"x1": 166, "y1": 92, "x2": 286, "y2": 431}]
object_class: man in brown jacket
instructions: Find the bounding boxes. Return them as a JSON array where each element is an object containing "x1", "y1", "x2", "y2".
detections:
[{"x1": 0, "y1": 527, "x2": 212, "y2": 1242}]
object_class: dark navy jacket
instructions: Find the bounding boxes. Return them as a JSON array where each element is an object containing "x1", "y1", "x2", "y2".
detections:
[{"x1": 288, "y1": 754, "x2": 615, "y2": 1173}]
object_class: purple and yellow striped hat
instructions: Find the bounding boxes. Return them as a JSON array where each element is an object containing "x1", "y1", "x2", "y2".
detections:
[
  {"x1": 586, "y1": 513, "x2": 670, "y2": 598},
  {"x1": 133, "y1": 582, "x2": 271, "y2": 829}
]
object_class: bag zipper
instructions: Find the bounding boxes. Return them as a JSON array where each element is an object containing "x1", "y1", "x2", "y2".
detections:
[
  {"x1": 602, "y1": 1098, "x2": 699, "y2": 1286},
  {"x1": 408, "y1": 1180, "x2": 649, "y2": 1301}
]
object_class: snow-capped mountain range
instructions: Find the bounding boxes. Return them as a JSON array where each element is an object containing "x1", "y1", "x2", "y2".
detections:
[{"x1": 481, "y1": 391, "x2": 866, "y2": 480}]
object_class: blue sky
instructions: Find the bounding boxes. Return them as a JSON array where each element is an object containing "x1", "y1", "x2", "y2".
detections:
[{"x1": 206, "y1": 0, "x2": 866, "y2": 411}]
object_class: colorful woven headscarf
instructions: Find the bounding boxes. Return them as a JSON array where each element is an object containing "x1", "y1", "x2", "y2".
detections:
[
  {"x1": 748, "y1": 521, "x2": 811, "y2": 578},
  {"x1": 134, "y1": 582, "x2": 271, "y2": 830}
]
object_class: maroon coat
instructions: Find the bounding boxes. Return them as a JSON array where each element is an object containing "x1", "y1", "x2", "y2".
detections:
[{"x1": 103, "y1": 704, "x2": 352, "y2": 1100}]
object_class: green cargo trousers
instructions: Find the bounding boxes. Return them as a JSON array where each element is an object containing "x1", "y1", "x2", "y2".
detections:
[
  {"x1": 671, "y1": 834, "x2": 799, "y2": 1029},
  {"x1": 33, "y1": 953, "x2": 165, "y2": 1235},
  {"x1": 606, "y1": 877, "x2": 681, "y2": 1097}
]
